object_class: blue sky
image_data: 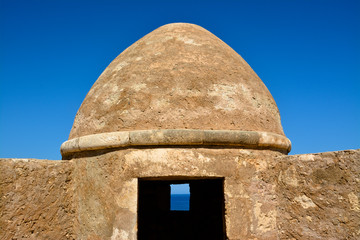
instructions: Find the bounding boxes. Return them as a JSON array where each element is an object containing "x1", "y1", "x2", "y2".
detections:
[
  {"x1": 0, "y1": 0, "x2": 359, "y2": 160},
  {"x1": 171, "y1": 184, "x2": 190, "y2": 195}
]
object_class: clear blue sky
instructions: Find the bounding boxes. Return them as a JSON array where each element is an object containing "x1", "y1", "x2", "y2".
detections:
[
  {"x1": 171, "y1": 184, "x2": 190, "y2": 195},
  {"x1": 0, "y1": 0, "x2": 359, "y2": 160}
]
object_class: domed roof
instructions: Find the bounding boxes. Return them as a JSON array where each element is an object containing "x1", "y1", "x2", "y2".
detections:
[{"x1": 69, "y1": 23, "x2": 285, "y2": 140}]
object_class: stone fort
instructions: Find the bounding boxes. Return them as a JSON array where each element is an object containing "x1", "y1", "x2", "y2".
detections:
[{"x1": 1, "y1": 23, "x2": 359, "y2": 240}]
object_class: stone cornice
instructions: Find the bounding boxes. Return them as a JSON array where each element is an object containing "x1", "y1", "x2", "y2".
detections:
[{"x1": 60, "y1": 129, "x2": 291, "y2": 156}]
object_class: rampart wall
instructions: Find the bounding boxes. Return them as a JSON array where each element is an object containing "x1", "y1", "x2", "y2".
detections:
[
  {"x1": 0, "y1": 159, "x2": 75, "y2": 239},
  {"x1": 275, "y1": 150, "x2": 360, "y2": 239},
  {"x1": 1, "y1": 149, "x2": 359, "y2": 239}
]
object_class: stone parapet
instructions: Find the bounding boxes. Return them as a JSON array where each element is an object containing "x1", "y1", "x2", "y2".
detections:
[
  {"x1": 275, "y1": 149, "x2": 360, "y2": 239},
  {"x1": 0, "y1": 158, "x2": 75, "y2": 239}
]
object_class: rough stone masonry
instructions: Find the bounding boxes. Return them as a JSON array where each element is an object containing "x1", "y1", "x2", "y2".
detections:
[{"x1": 1, "y1": 23, "x2": 359, "y2": 240}]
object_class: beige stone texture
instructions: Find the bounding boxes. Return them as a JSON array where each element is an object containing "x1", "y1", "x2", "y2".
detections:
[
  {"x1": 61, "y1": 129, "x2": 291, "y2": 157},
  {"x1": 275, "y1": 149, "x2": 360, "y2": 239},
  {"x1": 1, "y1": 150, "x2": 359, "y2": 239},
  {"x1": 71, "y1": 148, "x2": 282, "y2": 240},
  {"x1": 0, "y1": 158, "x2": 75, "y2": 239},
  {"x1": 69, "y1": 23, "x2": 284, "y2": 139}
]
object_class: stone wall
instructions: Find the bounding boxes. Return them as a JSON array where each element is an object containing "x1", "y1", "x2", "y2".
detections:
[
  {"x1": 1, "y1": 149, "x2": 359, "y2": 240},
  {"x1": 0, "y1": 158, "x2": 75, "y2": 239},
  {"x1": 71, "y1": 148, "x2": 282, "y2": 240},
  {"x1": 276, "y1": 150, "x2": 360, "y2": 239}
]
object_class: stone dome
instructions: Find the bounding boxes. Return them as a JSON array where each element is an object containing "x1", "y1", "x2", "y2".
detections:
[
  {"x1": 61, "y1": 23, "x2": 291, "y2": 157},
  {"x1": 69, "y1": 23, "x2": 285, "y2": 139}
]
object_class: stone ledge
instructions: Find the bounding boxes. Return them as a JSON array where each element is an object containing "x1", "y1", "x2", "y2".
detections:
[{"x1": 60, "y1": 129, "x2": 291, "y2": 156}]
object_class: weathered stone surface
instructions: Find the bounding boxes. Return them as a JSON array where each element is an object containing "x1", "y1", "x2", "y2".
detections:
[
  {"x1": 1, "y1": 151, "x2": 358, "y2": 239},
  {"x1": 275, "y1": 149, "x2": 360, "y2": 239},
  {"x1": 69, "y1": 23, "x2": 284, "y2": 139},
  {"x1": 61, "y1": 129, "x2": 291, "y2": 157},
  {"x1": 71, "y1": 148, "x2": 282, "y2": 240},
  {"x1": 0, "y1": 158, "x2": 75, "y2": 239}
]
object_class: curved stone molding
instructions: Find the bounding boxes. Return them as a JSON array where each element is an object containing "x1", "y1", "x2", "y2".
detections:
[{"x1": 61, "y1": 129, "x2": 291, "y2": 156}]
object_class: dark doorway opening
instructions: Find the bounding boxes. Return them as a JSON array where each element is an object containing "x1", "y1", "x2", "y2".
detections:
[{"x1": 138, "y1": 178, "x2": 226, "y2": 240}]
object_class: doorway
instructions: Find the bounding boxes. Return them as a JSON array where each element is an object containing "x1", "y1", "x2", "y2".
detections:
[{"x1": 138, "y1": 178, "x2": 226, "y2": 240}]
